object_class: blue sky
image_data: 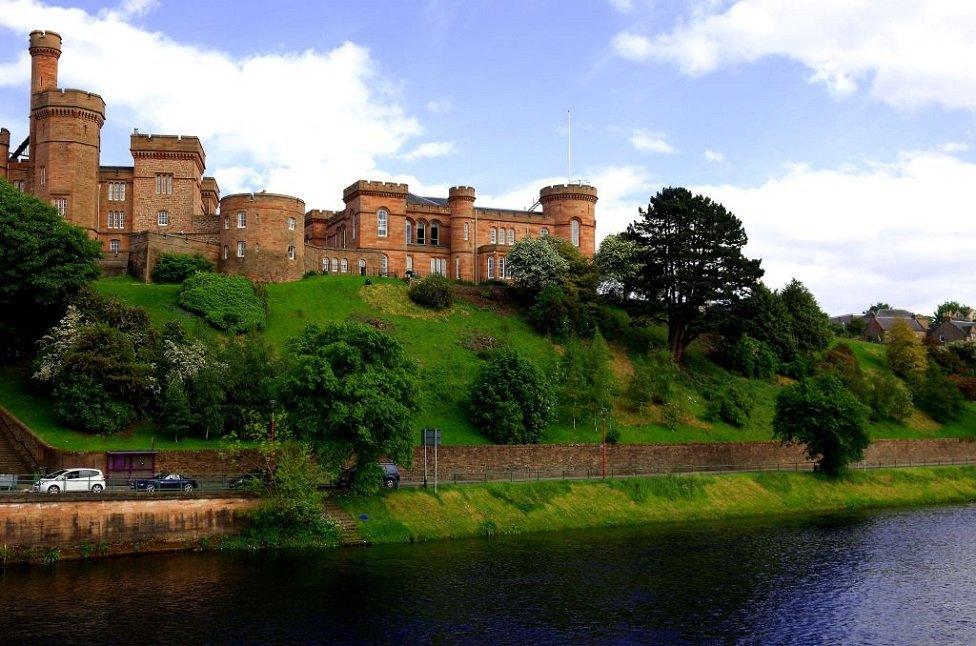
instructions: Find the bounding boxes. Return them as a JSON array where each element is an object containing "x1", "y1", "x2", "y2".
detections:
[{"x1": 1, "y1": 0, "x2": 975, "y2": 314}]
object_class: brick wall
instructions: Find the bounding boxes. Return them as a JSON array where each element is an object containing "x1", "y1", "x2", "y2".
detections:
[{"x1": 128, "y1": 231, "x2": 221, "y2": 282}]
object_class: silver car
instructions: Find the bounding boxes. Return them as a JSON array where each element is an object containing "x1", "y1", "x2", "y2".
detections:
[{"x1": 32, "y1": 468, "x2": 106, "y2": 494}]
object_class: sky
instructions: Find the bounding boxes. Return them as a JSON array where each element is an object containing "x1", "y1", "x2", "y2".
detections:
[{"x1": 1, "y1": 0, "x2": 975, "y2": 315}]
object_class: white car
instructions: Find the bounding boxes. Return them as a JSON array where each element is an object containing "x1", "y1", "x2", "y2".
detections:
[{"x1": 32, "y1": 468, "x2": 106, "y2": 494}]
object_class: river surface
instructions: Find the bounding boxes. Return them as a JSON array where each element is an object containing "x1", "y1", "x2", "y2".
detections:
[{"x1": 3, "y1": 504, "x2": 976, "y2": 644}]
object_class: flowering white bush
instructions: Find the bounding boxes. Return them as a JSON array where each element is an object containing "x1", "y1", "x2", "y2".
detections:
[
  {"x1": 33, "y1": 306, "x2": 84, "y2": 383},
  {"x1": 505, "y1": 237, "x2": 569, "y2": 292}
]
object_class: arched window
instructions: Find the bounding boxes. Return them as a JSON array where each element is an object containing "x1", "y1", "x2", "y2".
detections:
[
  {"x1": 223, "y1": 245, "x2": 229, "y2": 260},
  {"x1": 417, "y1": 221, "x2": 426, "y2": 245},
  {"x1": 431, "y1": 221, "x2": 440, "y2": 246},
  {"x1": 236, "y1": 241, "x2": 246, "y2": 258},
  {"x1": 381, "y1": 255, "x2": 388, "y2": 275},
  {"x1": 322, "y1": 257, "x2": 328, "y2": 272},
  {"x1": 499, "y1": 256, "x2": 506, "y2": 279},
  {"x1": 507, "y1": 228, "x2": 515, "y2": 245},
  {"x1": 377, "y1": 209, "x2": 389, "y2": 237},
  {"x1": 487, "y1": 256, "x2": 495, "y2": 279},
  {"x1": 340, "y1": 258, "x2": 349, "y2": 273},
  {"x1": 287, "y1": 245, "x2": 296, "y2": 260},
  {"x1": 352, "y1": 214, "x2": 357, "y2": 239},
  {"x1": 571, "y1": 219, "x2": 580, "y2": 247},
  {"x1": 406, "y1": 256, "x2": 413, "y2": 274},
  {"x1": 540, "y1": 227, "x2": 549, "y2": 237},
  {"x1": 341, "y1": 226, "x2": 347, "y2": 248},
  {"x1": 463, "y1": 222, "x2": 469, "y2": 241},
  {"x1": 455, "y1": 257, "x2": 461, "y2": 279},
  {"x1": 405, "y1": 219, "x2": 413, "y2": 245},
  {"x1": 490, "y1": 227, "x2": 497, "y2": 244},
  {"x1": 358, "y1": 259, "x2": 367, "y2": 275},
  {"x1": 331, "y1": 257, "x2": 339, "y2": 273}
]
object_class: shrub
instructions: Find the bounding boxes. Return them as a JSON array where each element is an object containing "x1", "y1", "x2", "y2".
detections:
[
  {"x1": 661, "y1": 398, "x2": 687, "y2": 432},
  {"x1": 53, "y1": 372, "x2": 135, "y2": 434},
  {"x1": 528, "y1": 285, "x2": 570, "y2": 338},
  {"x1": 627, "y1": 350, "x2": 678, "y2": 412},
  {"x1": 469, "y1": 348, "x2": 555, "y2": 444},
  {"x1": 723, "y1": 334, "x2": 778, "y2": 379},
  {"x1": 910, "y1": 364, "x2": 966, "y2": 423},
  {"x1": 605, "y1": 427, "x2": 621, "y2": 445},
  {"x1": 178, "y1": 272, "x2": 266, "y2": 333},
  {"x1": 151, "y1": 252, "x2": 214, "y2": 283},
  {"x1": 885, "y1": 320, "x2": 928, "y2": 377},
  {"x1": 865, "y1": 373, "x2": 914, "y2": 422},
  {"x1": 704, "y1": 381, "x2": 753, "y2": 427},
  {"x1": 407, "y1": 274, "x2": 454, "y2": 310},
  {"x1": 773, "y1": 374, "x2": 870, "y2": 476},
  {"x1": 596, "y1": 306, "x2": 631, "y2": 341}
]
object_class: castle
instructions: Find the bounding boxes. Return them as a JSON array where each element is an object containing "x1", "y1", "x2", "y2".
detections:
[{"x1": 1, "y1": 30, "x2": 597, "y2": 283}]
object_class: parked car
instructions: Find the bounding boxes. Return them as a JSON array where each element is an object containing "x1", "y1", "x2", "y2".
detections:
[
  {"x1": 336, "y1": 462, "x2": 401, "y2": 489},
  {"x1": 32, "y1": 468, "x2": 106, "y2": 494},
  {"x1": 130, "y1": 473, "x2": 199, "y2": 493},
  {"x1": 0, "y1": 474, "x2": 19, "y2": 491},
  {"x1": 229, "y1": 470, "x2": 272, "y2": 490}
]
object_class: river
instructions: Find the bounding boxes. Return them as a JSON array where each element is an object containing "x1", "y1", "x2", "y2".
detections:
[{"x1": 2, "y1": 504, "x2": 976, "y2": 644}]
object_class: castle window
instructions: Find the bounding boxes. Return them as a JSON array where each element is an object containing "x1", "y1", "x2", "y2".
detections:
[
  {"x1": 405, "y1": 220, "x2": 413, "y2": 245},
  {"x1": 506, "y1": 259, "x2": 513, "y2": 279},
  {"x1": 223, "y1": 245, "x2": 229, "y2": 260},
  {"x1": 431, "y1": 222, "x2": 440, "y2": 246},
  {"x1": 223, "y1": 216, "x2": 229, "y2": 230},
  {"x1": 463, "y1": 222, "x2": 469, "y2": 241},
  {"x1": 352, "y1": 214, "x2": 357, "y2": 239},
  {"x1": 430, "y1": 258, "x2": 446, "y2": 276},
  {"x1": 237, "y1": 241, "x2": 246, "y2": 257},
  {"x1": 322, "y1": 257, "x2": 329, "y2": 272},
  {"x1": 377, "y1": 209, "x2": 389, "y2": 237},
  {"x1": 507, "y1": 229, "x2": 515, "y2": 245},
  {"x1": 109, "y1": 239, "x2": 120, "y2": 254},
  {"x1": 108, "y1": 182, "x2": 126, "y2": 201},
  {"x1": 358, "y1": 259, "x2": 366, "y2": 276},
  {"x1": 406, "y1": 256, "x2": 413, "y2": 274},
  {"x1": 157, "y1": 210, "x2": 169, "y2": 226},
  {"x1": 341, "y1": 258, "x2": 349, "y2": 273},
  {"x1": 499, "y1": 256, "x2": 506, "y2": 279},
  {"x1": 417, "y1": 221, "x2": 426, "y2": 245},
  {"x1": 381, "y1": 255, "x2": 388, "y2": 275},
  {"x1": 39, "y1": 167, "x2": 46, "y2": 187},
  {"x1": 487, "y1": 256, "x2": 495, "y2": 279},
  {"x1": 332, "y1": 257, "x2": 339, "y2": 273},
  {"x1": 237, "y1": 211, "x2": 246, "y2": 228},
  {"x1": 52, "y1": 197, "x2": 66, "y2": 217},
  {"x1": 288, "y1": 217, "x2": 296, "y2": 231},
  {"x1": 155, "y1": 173, "x2": 173, "y2": 195},
  {"x1": 108, "y1": 211, "x2": 125, "y2": 229},
  {"x1": 571, "y1": 219, "x2": 580, "y2": 247},
  {"x1": 540, "y1": 228, "x2": 549, "y2": 237},
  {"x1": 287, "y1": 245, "x2": 296, "y2": 260},
  {"x1": 15, "y1": 180, "x2": 25, "y2": 192},
  {"x1": 490, "y1": 227, "x2": 497, "y2": 244},
  {"x1": 455, "y1": 257, "x2": 461, "y2": 279}
]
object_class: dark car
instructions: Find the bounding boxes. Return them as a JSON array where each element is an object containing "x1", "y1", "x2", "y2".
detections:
[
  {"x1": 130, "y1": 473, "x2": 199, "y2": 492},
  {"x1": 229, "y1": 470, "x2": 272, "y2": 490},
  {"x1": 337, "y1": 462, "x2": 401, "y2": 489}
]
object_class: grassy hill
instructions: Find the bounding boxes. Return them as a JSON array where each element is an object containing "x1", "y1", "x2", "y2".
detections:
[{"x1": 1, "y1": 273, "x2": 974, "y2": 451}]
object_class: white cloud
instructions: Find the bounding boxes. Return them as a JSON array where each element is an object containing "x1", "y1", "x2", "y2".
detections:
[
  {"x1": 704, "y1": 149, "x2": 725, "y2": 163},
  {"x1": 691, "y1": 149, "x2": 976, "y2": 315},
  {"x1": 630, "y1": 129, "x2": 677, "y2": 154},
  {"x1": 425, "y1": 98, "x2": 452, "y2": 114},
  {"x1": 608, "y1": 0, "x2": 635, "y2": 13},
  {"x1": 611, "y1": 1, "x2": 976, "y2": 111},
  {"x1": 399, "y1": 140, "x2": 458, "y2": 162},
  {"x1": 0, "y1": 0, "x2": 426, "y2": 209},
  {"x1": 941, "y1": 142, "x2": 969, "y2": 154}
]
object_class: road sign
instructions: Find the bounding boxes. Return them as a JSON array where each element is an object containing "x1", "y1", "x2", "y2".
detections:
[{"x1": 422, "y1": 429, "x2": 442, "y2": 446}]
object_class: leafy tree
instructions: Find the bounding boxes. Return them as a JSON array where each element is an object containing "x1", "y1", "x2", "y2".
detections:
[
  {"x1": 865, "y1": 373, "x2": 914, "y2": 422},
  {"x1": 53, "y1": 372, "x2": 135, "y2": 435},
  {"x1": 773, "y1": 374, "x2": 870, "y2": 476},
  {"x1": 846, "y1": 316, "x2": 867, "y2": 337},
  {"x1": 408, "y1": 274, "x2": 454, "y2": 310},
  {"x1": 469, "y1": 348, "x2": 555, "y2": 444},
  {"x1": 0, "y1": 178, "x2": 101, "y2": 358},
  {"x1": 162, "y1": 375, "x2": 194, "y2": 442},
  {"x1": 528, "y1": 284, "x2": 571, "y2": 338},
  {"x1": 626, "y1": 349, "x2": 678, "y2": 412},
  {"x1": 625, "y1": 187, "x2": 763, "y2": 361},
  {"x1": 722, "y1": 334, "x2": 779, "y2": 379},
  {"x1": 885, "y1": 319, "x2": 928, "y2": 378},
  {"x1": 595, "y1": 233, "x2": 641, "y2": 303},
  {"x1": 189, "y1": 365, "x2": 228, "y2": 440},
  {"x1": 910, "y1": 363, "x2": 965, "y2": 423},
  {"x1": 506, "y1": 236, "x2": 569, "y2": 294},
  {"x1": 583, "y1": 329, "x2": 616, "y2": 433},
  {"x1": 933, "y1": 301, "x2": 973, "y2": 326},
  {"x1": 780, "y1": 279, "x2": 832, "y2": 355},
  {"x1": 280, "y1": 323, "x2": 419, "y2": 468},
  {"x1": 703, "y1": 381, "x2": 753, "y2": 427},
  {"x1": 220, "y1": 335, "x2": 282, "y2": 435},
  {"x1": 866, "y1": 302, "x2": 891, "y2": 314},
  {"x1": 726, "y1": 283, "x2": 797, "y2": 362},
  {"x1": 559, "y1": 337, "x2": 588, "y2": 428},
  {"x1": 151, "y1": 252, "x2": 214, "y2": 283}
]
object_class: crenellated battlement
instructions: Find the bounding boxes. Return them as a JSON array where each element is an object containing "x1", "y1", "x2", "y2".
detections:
[
  {"x1": 448, "y1": 186, "x2": 476, "y2": 201},
  {"x1": 28, "y1": 30, "x2": 62, "y2": 55},
  {"x1": 343, "y1": 179, "x2": 409, "y2": 201},
  {"x1": 31, "y1": 88, "x2": 106, "y2": 122},
  {"x1": 539, "y1": 183, "x2": 598, "y2": 203}
]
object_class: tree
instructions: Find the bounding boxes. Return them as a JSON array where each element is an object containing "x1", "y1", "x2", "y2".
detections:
[
  {"x1": 780, "y1": 279, "x2": 833, "y2": 355},
  {"x1": 469, "y1": 348, "x2": 555, "y2": 444},
  {"x1": 726, "y1": 283, "x2": 796, "y2": 362},
  {"x1": 528, "y1": 285, "x2": 571, "y2": 338},
  {"x1": 910, "y1": 363, "x2": 965, "y2": 423},
  {"x1": 885, "y1": 319, "x2": 928, "y2": 378},
  {"x1": 0, "y1": 179, "x2": 101, "y2": 358},
  {"x1": 933, "y1": 301, "x2": 973, "y2": 326},
  {"x1": 505, "y1": 236, "x2": 569, "y2": 294},
  {"x1": 583, "y1": 330, "x2": 616, "y2": 433},
  {"x1": 866, "y1": 302, "x2": 890, "y2": 314},
  {"x1": 280, "y1": 323, "x2": 419, "y2": 468},
  {"x1": 559, "y1": 337, "x2": 587, "y2": 428},
  {"x1": 162, "y1": 375, "x2": 194, "y2": 442},
  {"x1": 625, "y1": 187, "x2": 763, "y2": 362},
  {"x1": 773, "y1": 374, "x2": 870, "y2": 476},
  {"x1": 595, "y1": 233, "x2": 641, "y2": 303}
]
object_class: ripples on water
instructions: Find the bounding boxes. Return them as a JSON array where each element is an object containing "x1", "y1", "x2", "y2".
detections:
[{"x1": 2, "y1": 504, "x2": 976, "y2": 644}]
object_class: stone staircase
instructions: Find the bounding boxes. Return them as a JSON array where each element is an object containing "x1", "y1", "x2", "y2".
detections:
[
  {"x1": 0, "y1": 429, "x2": 29, "y2": 475},
  {"x1": 322, "y1": 498, "x2": 364, "y2": 546}
]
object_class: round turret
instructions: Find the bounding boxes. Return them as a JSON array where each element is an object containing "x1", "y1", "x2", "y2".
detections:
[
  {"x1": 29, "y1": 30, "x2": 62, "y2": 95},
  {"x1": 540, "y1": 183, "x2": 598, "y2": 257},
  {"x1": 219, "y1": 192, "x2": 306, "y2": 282},
  {"x1": 0, "y1": 128, "x2": 9, "y2": 178},
  {"x1": 448, "y1": 186, "x2": 476, "y2": 281}
]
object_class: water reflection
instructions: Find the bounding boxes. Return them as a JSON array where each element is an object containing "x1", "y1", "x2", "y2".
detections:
[{"x1": 2, "y1": 506, "x2": 976, "y2": 643}]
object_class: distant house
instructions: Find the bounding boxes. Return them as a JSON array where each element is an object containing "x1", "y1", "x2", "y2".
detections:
[
  {"x1": 929, "y1": 319, "x2": 976, "y2": 344},
  {"x1": 861, "y1": 309, "x2": 926, "y2": 342}
]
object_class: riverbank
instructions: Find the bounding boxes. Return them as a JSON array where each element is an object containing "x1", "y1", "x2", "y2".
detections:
[{"x1": 339, "y1": 466, "x2": 976, "y2": 544}]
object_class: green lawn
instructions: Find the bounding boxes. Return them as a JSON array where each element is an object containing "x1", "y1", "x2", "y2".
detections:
[
  {"x1": 3, "y1": 274, "x2": 974, "y2": 451},
  {"x1": 339, "y1": 466, "x2": 976, "y2": 545}
]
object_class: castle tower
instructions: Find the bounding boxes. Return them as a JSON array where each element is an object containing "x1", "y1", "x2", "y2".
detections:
[
  {"x1": 130, "y1": 133, "x2": 206, "y2": 234},
  {"x1": 0, "y1": 128, "x2": 9, "y2": 179},
  {"x1": 540, "y1": 184, "x2": 598, "y2": 257},
  {"x1": 219, "y1": 192, "x2": 306, "y2": 282},
  {"x1": 448, "y1": 186, "x2": 476, "y2": 281},
  {"x1": 29, "y1": 30, "x2": 105, "y2": 231}
]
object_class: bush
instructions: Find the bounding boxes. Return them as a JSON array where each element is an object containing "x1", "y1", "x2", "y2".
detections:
[
  {"x1": 773, "y1": 374, "x2": 870, "y2": 476},
  {"x1": 596, "y1": 306, "x2": 631, "y2": 341},
  {"x1": 53, "y1": 372, "x2": 135, "y2": 434},
  {"x1": 151, "y1": 253, "x2": 214, "y2": 283},
  {"x1": 627, "y1": 350, "x2": 678, "y2": 412},
  {"x1": 865, "y1": 373, "x2": 914, "y2": 422},
  {"x1": 910, "y1": 364, "x2": 966, "y2": 423},
  {"x1": 723, "y1": 335, "x2": 779, "y2": 379},
  {"x1": 885, "y1": 319, "x2": 928, "y2": 377},
  {"x1": 469, "y1": 348, "x2": 555, "y2": 444},
  {"x1": 408, "y1": 274, "x2": 454, "y2": 310},
  {"x1": 527, "y1": 285, "x2": 570, "y2": 338},
  {"x1": 178, "y1": 273, "x2": 266, "y2": 333},
  {"x1": 605, "y1": 427, "x2": 621, "y2": 445},
  {"x1": 704, "y1": 381, "x2": 753, "y2": 427}
]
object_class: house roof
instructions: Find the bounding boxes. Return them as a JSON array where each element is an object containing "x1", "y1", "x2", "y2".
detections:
[
  {"x1": 949, "y1": 320, "x2": 976, "y2": 331},
  {"x1": 875, "y1": 308, "x2": 915, "y2": 318},
  {"x1": 873, "y1": 316, "x2": 924, "y2": 332},
  {"x1": 406, "y1": 194, "x2": 449, "y2": 207}
]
